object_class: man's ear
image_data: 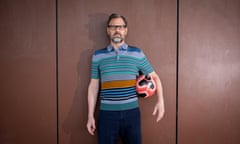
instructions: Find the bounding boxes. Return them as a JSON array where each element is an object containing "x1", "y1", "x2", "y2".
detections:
[
  {"x1": 124, "y1": 28, "x2": 128, "y2": 35},
  {"x1": 106, "y1": 28, "x2": 110, "y2": 35}
]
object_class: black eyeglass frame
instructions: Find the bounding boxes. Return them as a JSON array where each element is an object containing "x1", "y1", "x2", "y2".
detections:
[{"x1": 107, "y1": 25, "x2": 127, "y2": 30}]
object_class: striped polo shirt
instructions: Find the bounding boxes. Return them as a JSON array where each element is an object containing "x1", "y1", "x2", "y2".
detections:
[{"x1": 91, "y1": 43, "x2": 154, "y2": 111}]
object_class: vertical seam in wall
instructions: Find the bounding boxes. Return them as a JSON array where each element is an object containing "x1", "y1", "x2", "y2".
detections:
[
  {"x1": 56, "y1": 0, "x2": 59, "y2": 143},
  {"x1": 176, "y1": 0, "x2": 180, "y2": 144}
]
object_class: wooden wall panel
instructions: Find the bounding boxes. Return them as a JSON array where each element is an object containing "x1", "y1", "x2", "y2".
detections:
[
  {"x1": 1, "y1": 0, "x2": 240, "y2": 144},
  {"x1": 179, "y1": 0, "x2": 240, "y2": 143},
  {"x1": 58, "y1": 0, "x2": 176, "y2": 143},
  {"x1": 0, "y1": 0, "x2": 57, "y2": 144}
]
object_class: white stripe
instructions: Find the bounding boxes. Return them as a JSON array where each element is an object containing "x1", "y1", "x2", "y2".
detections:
[{"x1": 101, "y1": 97, "x2": 138, "y2": 104}]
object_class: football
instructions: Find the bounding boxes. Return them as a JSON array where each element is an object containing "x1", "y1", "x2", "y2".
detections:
[{"x1": 136, "y1": 74, "x2": 156, "y2": 98}]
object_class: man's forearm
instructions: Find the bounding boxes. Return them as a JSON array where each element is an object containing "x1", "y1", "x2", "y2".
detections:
[
  {"x1": 155, "y1": 76, "x2": 164, "y2": 104},
  {"x1": 88, "y1": 79, "x2": 99, "y2": 118},
  {"x1": 150, "y1": 72, "x2": 164, "y2": 104},
  {"x1": 88, "y1": 94, "x2": 97, "y2": 118}
]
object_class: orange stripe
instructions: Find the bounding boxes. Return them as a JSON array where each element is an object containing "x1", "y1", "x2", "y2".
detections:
[{"x1": 101, "y1": 80, "x2": 136, "y2": 89}]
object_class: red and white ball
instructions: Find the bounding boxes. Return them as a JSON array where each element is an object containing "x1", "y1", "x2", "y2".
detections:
[{"x1": 136, "y1": 75, "x2": 156, "y2": 98}]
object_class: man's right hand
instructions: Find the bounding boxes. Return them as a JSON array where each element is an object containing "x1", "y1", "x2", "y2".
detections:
[{"x1": 86, "y1": 117, "x2": 96, "y2": 135}]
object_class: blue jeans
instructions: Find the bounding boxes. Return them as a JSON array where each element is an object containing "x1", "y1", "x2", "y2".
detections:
[{"x1": 98, "y1": 108, "x2": 142, "y2": 144}]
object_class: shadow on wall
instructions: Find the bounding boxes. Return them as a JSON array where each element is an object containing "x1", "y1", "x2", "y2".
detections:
[{"x1": 62, "y1": 13, "x2": 109, "y2": 144}]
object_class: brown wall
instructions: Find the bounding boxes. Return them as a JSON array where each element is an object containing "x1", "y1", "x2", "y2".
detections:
[
  {"x1": 58, "y1": 0, "x2": 176, "y2": 143},
  {"x1": 0, "y1": 0, "x2": 240, "y2": 144},
  {"x1": 0, "y1": 0, "x2": 57, "y2": 144},
  {"x1": 179, "y1": 0, "x2": 240, "y2": 143}
]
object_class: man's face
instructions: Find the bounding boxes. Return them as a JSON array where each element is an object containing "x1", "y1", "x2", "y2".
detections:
[{"x1": 107, "y1": 18, "x2": 128, "y2": 44}]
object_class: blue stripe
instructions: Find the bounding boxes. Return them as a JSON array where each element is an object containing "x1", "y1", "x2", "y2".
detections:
[
  {"x1": 101, "y1": 86, "x2": 135, "y2": 92},
  {"x1": 101, "y1": 92, "x2": 137, "y2": 98},
  {"x1": 101, "y1": 74, "x2": 136, "y2": 82},
  {"x1": 91, "y1": 45, "x2": 153, "y2": 111},
  {"x1": 101, "y1": 95, "x2": 137, "y2": 101},
  {"x1": 101, "y1": 97, "x2": 138, "y2": 104},
  {"x1": 101, "y1": 90, "x2": 137, "y2": 98}
]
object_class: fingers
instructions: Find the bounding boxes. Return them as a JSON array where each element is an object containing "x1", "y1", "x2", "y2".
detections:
[
  {"x1": 152, "y1": 106, "x2": 157, "y2": 116},
  {"x1": 152, "y1": 106, "x2": 165, "y2": 123},
  {"x1": 90, "y1": 126, "x2": 96, "y2": 135},
  {"x1": 87, "y1": 123, "x2": 96, "y2": 135},
  {"x1": 87, "y1": 119, "x2": 96, "y2": 135},
  {"x1": 156, "y1": 112, "x2": 163, "y2": 122}
]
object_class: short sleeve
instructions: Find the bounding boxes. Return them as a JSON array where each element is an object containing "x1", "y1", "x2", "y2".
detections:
[
  {"x1": 137, "y1": 50, "x2": 154, "y2": 75},
  {"x1": 90, "y1": 53, "x2": 100, "y2": 79}
]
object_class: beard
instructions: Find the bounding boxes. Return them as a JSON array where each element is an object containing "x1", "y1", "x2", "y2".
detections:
[
  {"x1": 111, "y1": 37, "x2": 123, "y2": 43},
  {"x1": 110, "y1": 33, "x2": 124, "y2": 43}
]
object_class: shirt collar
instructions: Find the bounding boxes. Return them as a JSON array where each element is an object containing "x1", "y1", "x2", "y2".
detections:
[{"x1": 107, "y1": 43, "x2": 128, "y2": 52}]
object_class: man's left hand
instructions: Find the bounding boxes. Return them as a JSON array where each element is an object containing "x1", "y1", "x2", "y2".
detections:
[{"x1": 152, "y1": 102, "x2": 165, "y2": 122}]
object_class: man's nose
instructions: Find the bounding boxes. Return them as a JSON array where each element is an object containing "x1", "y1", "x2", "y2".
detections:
[{"x1": 115, "y1": 28, "x2": 121, "y2": 31}]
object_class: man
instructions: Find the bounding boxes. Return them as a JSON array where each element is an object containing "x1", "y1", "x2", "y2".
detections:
[{"x1": 86, "y1": 13, "x2": 165, "y2": 144}]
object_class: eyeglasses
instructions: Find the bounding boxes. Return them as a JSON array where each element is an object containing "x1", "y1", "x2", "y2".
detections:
[{"x1": 107, "y1": 25, "x2": 127, "y2": 30}]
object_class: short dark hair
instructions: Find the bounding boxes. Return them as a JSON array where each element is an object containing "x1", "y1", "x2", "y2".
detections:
[{"x1": 107, "y1": 13, "x2": 128, "y2": 27}]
